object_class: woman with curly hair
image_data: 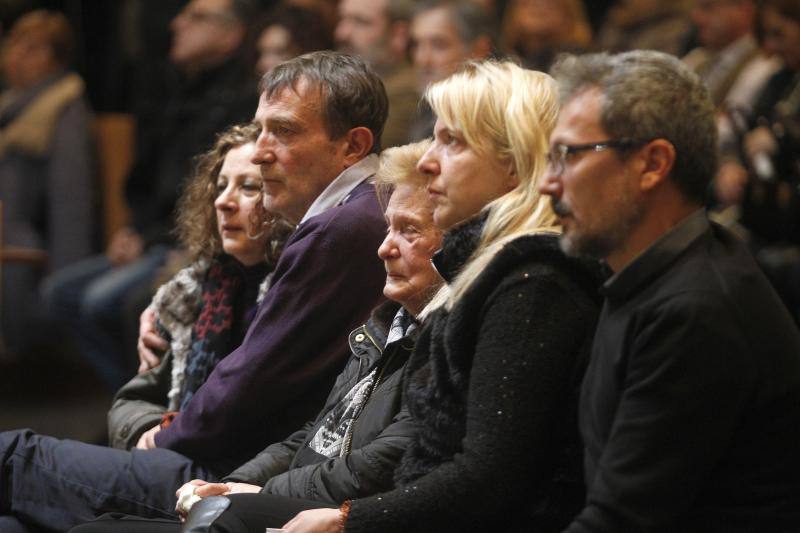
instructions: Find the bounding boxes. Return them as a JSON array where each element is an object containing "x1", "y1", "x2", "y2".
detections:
[
  {"x1": 0, "y1": 123, "x2": 292, "y2": 533},
  {"x1": 109, "y1": 122, "x2": 294, "y2": 452}
]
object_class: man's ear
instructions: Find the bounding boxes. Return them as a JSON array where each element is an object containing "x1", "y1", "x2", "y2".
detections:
[
  {"x1": 638, "y1": 139, "x2": 676, "y2": 192},
  {"x1": 342, "y1": 126, "x2": 375, "y2": 167}
]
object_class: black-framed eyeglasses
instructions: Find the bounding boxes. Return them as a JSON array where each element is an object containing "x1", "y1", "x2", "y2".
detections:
[{"x1": 546, "y1": 139, "x2": 640, "y2": 175}]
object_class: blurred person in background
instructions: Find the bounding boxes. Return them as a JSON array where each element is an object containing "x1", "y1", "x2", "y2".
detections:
[
  {"x1": 335, "y1": 0, "x2": 417, "y2": 148},
  {"x1": 596, "y1": 0, "x2": 694, "y2": 57},
  {"x1": 254, "y1": 2, "x2": 332, "y2": 78},
  {"x1": 683, "y1": 0, "x2": 781, "y2": 108},
  {"x1": 684, "y1": 0, "x2": 781, "y2": 213},
  {"x1": 712, "y1": 0, "x2": 800, "y2": 319},
  {"x1": 42, "y1": 0, "x2": 259, "y2": 391},
  {"x1": 406, "y1": 0, "x2": 495, "y2": 141},
  {"x1": 0, "y1": 9, "x2": 93, "y2": 356},
  {"x1": 501, "y1": 0, "x2": 592, "y2": 71}
]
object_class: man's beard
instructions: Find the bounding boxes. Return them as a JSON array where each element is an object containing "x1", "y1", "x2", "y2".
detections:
[{"x1": 552, "y1": 196, "x2": 644, "y2": 261}]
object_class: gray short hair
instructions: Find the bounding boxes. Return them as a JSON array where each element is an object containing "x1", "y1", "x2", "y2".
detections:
[
  {"x1": 260, "y1": 51, "x2": 389, "y2": 153},
  {"x1": 550, "y1": 50, "x2": 718, "y2": 204}
]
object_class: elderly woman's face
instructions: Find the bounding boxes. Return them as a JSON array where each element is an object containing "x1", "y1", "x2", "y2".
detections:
[
  {"x1": 418, "y1": 118, "x2": 519, "y2": 230},
  {"x1": 214, "y1": 142, "x2": 269, "y2": 266},
  {"x1": 377, "y1": 184, "x2": 443, "y2": 315}
]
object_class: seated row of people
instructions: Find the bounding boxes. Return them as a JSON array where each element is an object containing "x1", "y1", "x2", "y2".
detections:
[{"x1": 2, "y1": 49, "x2": 800, "y2": 533}]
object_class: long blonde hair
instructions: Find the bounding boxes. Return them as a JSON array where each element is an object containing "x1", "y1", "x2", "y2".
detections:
[{"x1": 421, "y1": 60, "x2": 561, "y2": 315}]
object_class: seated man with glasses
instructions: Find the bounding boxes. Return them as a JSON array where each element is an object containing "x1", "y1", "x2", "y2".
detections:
[{"x1": 540, "y1": 50, "x2": 800, "y2": 532}]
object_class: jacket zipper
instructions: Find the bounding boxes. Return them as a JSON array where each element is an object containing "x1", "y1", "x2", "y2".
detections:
[{"x1": 343, "y1": 335, "x2": 397, "y2": 457}]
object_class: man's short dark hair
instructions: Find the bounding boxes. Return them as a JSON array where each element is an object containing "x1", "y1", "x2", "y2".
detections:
[
  {"x1": 550, "y1": 51, "x2": 718, "y2": 204},
  {"x1": 260, "y1": 51, "x2": 389, "y2": 153},
  {"x1": 413, "y1": 0, "x2": 495, "y2": 47}
]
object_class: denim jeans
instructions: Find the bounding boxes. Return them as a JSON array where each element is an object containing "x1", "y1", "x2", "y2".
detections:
[
  {"x1": 0, "y1": 429, "x2": 215, "y2": 532},
  {"x1": 40, "y1": 246, "x2": 169, "y2": 390}
]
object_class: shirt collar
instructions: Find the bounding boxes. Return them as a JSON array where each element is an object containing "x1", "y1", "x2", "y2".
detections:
[
  {"x1": 603, "y1": 209, "x2": 709, "y2": 301},
  {"x1": 299, "y1": 154, "x2": 379, "y2": 225}
]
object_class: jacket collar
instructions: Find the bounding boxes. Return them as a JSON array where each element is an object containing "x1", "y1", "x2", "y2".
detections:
[
  {"x1": 348, "y1": 300, "x2": 418, "y2": 368},
  {"x1": 300, "y1": 154, "x2": 379, "y2": 225}
]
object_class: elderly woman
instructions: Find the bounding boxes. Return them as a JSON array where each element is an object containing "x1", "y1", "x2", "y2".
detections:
[
  {"x1": 0, "y1": 123, "x2": 292, "y2": 533},
  {"x1": 68, "y1": 140, "x2": 445, "y2": 532},
  {"x1": 200, "y1": 61, "x2": 604, "y2": 533}
]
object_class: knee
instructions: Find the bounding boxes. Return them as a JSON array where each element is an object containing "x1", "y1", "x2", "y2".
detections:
[
  {"x1": 80, "y1": 283, "x2": 119, "y2": 324},
  {"x1": 40, "y1": 273, "x2": 75, "y2": 315}
]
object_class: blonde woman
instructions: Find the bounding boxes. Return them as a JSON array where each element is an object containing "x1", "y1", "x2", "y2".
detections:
[{"x1": 265, "y1": 61, "x2": 604, "y2": 532}]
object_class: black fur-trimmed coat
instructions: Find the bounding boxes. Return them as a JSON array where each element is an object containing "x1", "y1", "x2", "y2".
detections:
[{"x1": 346, "y1": 216, "x2": 605, "y2": 533}]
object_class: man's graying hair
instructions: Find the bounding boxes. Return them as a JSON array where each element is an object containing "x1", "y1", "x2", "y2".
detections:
[
  {"x1": 260, "y1": 51, "x2": 389, "y2": 153},
  {"x1": 550, "y1": 50, "x2": 718, "y2": 204}
]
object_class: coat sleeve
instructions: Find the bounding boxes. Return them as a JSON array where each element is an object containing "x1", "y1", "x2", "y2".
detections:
[
  {"x1": 223, "y1": 422, "x2": 314, "y2": 485},
  {"x1": 107, "y1": 350, "x2": 171, "y2": 450},
  {"x1": 222, "y1": 351, "x2": 365, "y2": 485},
  {"x1": 564, "y1": 293, "x2": 754, "y2": 532},
  {"x1": 258, "y1": 407, "x2": 416, "y2": 504},
  {"x1": 153, "y1": 202, "x2": 386, "y2": 462},
  {"x1": 345, "y1": 273, "x2": 596, "y2": 533}
]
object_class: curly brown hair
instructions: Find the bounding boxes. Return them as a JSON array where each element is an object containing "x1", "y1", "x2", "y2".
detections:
[{"x1": 175, "y1": 123, "x2": 294, "y2": 265}]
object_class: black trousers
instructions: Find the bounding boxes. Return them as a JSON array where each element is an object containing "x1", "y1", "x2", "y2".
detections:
[{"x1": 69, "y1": 494, "x2": 337, "y2": 533}]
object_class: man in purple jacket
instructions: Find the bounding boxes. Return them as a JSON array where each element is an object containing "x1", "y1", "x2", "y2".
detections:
[{"x1": 0, "y1": 51, "x2": 388, "y2": 533}]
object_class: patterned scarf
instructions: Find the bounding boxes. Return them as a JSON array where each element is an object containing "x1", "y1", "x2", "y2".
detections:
[
  {"x1": 309, "y1": 308, "x2": 417, "y2": 457},
  {"x1": 179, "y1": 257, "x2": 244, "y2": 410}
]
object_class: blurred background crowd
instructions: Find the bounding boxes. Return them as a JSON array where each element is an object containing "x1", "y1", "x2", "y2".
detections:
[{"x1": 0, "y1": 0, "x2": 798, "y2": 443}]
